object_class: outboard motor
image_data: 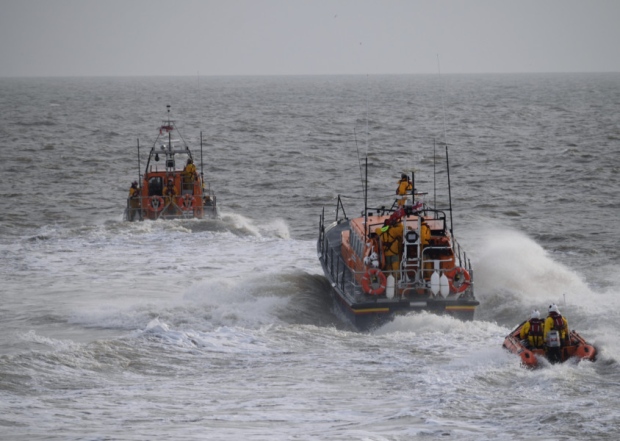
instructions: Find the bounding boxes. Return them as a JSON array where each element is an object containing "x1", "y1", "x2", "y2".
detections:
[{"x1": 546, "y1": 330, "x2": 562, "y2": 363}]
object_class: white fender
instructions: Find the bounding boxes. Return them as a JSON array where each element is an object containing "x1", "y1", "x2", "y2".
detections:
[
  {"x1": 430, "y1": 271, "x2": 440, "y2": 295},
  {"x1": 386, "y1": 274, "x2": 395, "y2": 299},
  {"x1": 440, "y1": 273, "x2": 450, "y2": 297}
]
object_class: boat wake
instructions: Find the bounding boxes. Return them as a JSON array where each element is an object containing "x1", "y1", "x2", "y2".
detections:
[
  {"x1": 469, "y1": 228, "x2": 593, "y2": 322},
  {"x1": 64, "y1": 269, "x2": 340, "y2": 335},
  {"x1": 217, "y1": 211, "x2": 291, "y2": 239}
]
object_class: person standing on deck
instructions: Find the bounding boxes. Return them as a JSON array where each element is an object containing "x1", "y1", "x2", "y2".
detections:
[
  {"x1": 396, "y1": 173, "x2": 413, "y2": 207},
  {"x1": 182, "y1": 158, "x2": 197, "y2": 193},
  {"x1": 127, "y1": 181, "x2": 141, "y2": 221},
  {"x1": 420, "y1": 221, "x2": 431, "y2": 246},
  {"x1": 163, "y1": 178, "x2": 177, "y2": 213},
  {"x1": 375, "y1": 220, "x2": 404, "y2": 278}
]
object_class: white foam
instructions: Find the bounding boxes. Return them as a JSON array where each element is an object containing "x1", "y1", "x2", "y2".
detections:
[{"x1": 473, "y1": 228, "x2": 589, "y2": 302}]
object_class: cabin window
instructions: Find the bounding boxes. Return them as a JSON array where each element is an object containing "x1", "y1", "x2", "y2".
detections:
[
  {"x1": 148, "y1": 177, "x2": 163, "y2": 196},
  {"x1": 357, "y1": 233, "x2": 363, "y2": 257},
  {"x1": 352, "y1": 231, "x2": 363, "y2": 258}
]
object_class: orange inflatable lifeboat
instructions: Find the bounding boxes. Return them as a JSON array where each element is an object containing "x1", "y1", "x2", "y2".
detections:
[{"x1": 503, "y1": 321, "x2": 597, "y2": 368}]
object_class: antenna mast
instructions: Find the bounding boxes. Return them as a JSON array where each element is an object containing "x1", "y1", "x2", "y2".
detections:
[
  {"x1": 137, "y1": 139, "x2": 141, "y2": 185},
  {"x1": 364, "y1": 157, "x2": 368, "y2": 239},
  {"x1": 437, "y1": 54, "x2": 454, "y2": 235},
  {"x1": 433, "y1": 138, "x2": 437, "y2": 210},
  {"x1": 446, "y1": 144, "x2": 454, "y2": 237}
]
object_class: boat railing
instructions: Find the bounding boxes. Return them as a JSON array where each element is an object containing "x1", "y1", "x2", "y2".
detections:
[
  {"x1": 318, "y1": 208, "x2": 325, "y2": 255},
  {"x1": 125, "y1": 194, "x2": 215, "y2": 221},
  {"x1": 320, "y1": 243, "x2": 472, "y2": 301},
  {"x1": 318, "y1": 197, "x2": 473, "y2": 299},
  {"x1": 335, "y1": 195, "x2": 347, "y2": 222},
  {"x1": 321, "y1": 239, "x2": 352, "y2": 296}
]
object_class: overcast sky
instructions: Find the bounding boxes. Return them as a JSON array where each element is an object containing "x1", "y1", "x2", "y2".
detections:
[{"x1": 1, "y1": 0, "x2": 619, "y2": 77}]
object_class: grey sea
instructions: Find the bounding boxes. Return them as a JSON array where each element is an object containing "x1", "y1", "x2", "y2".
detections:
[{"x1": 1, "y1": 73, "x2": 619, "y2": 440}]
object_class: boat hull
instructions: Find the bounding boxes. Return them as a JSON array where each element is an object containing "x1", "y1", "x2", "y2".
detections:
[
  {"x1": 317, "y1": 218, "x2": 479, "y2": 331},
  {"x1": 326, "y1": 279, "x2": 477, "y2": 331},
  {"x1": 126, "y1": 197, "x2": 217, "y2": 221},
  {"x1": 503, "y1": 322, "x2": 597, "y2": 368}
]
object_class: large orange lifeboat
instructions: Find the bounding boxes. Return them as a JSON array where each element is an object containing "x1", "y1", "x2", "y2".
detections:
[
  {"x1": 317, "y1": 164, "x2": 479, "y2": 331},
  {"x1": 124, "y1": 105, "x2": 218, "y2": 221}
]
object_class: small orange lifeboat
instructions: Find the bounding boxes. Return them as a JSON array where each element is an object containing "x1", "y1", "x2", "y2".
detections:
[{"x1": 503, "y1": 321, "x2": 597, "y2": 368}]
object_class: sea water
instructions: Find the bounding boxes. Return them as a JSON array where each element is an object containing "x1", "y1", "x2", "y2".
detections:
[{"x1": 1, "y1": 73, "x2": 619, "y2": 440}]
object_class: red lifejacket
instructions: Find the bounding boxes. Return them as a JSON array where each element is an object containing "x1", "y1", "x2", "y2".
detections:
[
  {"x1": 528, "y1": 318, "x2": 543, "y2": 336},
  {"x1": 550, "y1": 313, "x2": 565, "y2": 331}
]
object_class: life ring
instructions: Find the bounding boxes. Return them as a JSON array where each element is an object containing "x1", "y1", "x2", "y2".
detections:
[
  {"x1": 361, "y1": 268, "x2": 387, "y2": 295},
  {"x1": 446, "y1": 267, "x2": 471, "y2": 293},
  {"x1": 148, "y1": 195, "x2": 165, "y2": 212},
  {"x1": 405, "y1": 230, "x2": 419, "y2": 243},
  {"x1": 179, "y1": 194, "x2": 194, "y2": 210}
]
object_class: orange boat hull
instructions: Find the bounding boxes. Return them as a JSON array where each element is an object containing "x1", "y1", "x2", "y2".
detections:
[{"x1": 503, "y1": 322, "x2": 596, "y2": 368}]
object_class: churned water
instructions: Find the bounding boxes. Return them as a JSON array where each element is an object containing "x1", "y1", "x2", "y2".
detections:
[{"x1": 1, "y1": 73, "x2": 619, "y2": 440}]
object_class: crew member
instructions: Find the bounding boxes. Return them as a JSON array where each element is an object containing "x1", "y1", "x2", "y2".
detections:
[
  {"x1": 420, "y1": 220, "x2": 431, "y2": 246},
  {"x1": 163, "y1": 178, "x2": 177, "y2": 213},
  {"x1": 544, "y1": 304, "x2": 569, "y2": 344},
  {"x1": 519, "y1": 309, "x2": 544, "y2": 349},
  {"x1": 375, "y1": 219, "x2": 403, "y2": 278},
  {"x1": 396, "y1": 173, "x2": 413, "y2": 207},
  {"x1": 419, "y1": 219, "x2": 434, "y2": 278},
  {"x1": 182, "y1": 158, "x2": 197, "y2": 192},
  {"x1": 127, "y1": 181, "x2": 141, "y2": 221},
  {"x1": 544, "y1": 304, "x2": 569, "y2": 363}
]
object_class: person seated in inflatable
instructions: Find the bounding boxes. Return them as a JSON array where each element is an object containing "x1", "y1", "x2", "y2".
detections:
[
  {"x1": 519, "y1": 309, "x2": 544, "y2": 349},
  {"x1": 544, "y1": 304, "x2": 569, "y2": 363}
]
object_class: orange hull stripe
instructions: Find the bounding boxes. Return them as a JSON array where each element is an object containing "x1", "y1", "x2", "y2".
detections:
[
  {"x1": 445, "y1": 306, "x2": 476, "y2": 311},
  {"x1": 351, "y1": 308, "x2": 391, "y2": 315}
]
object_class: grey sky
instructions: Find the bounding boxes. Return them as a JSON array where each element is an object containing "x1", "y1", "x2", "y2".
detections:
[{"x1": 1, "y1": 0, "x2": 619, "y2": 77}]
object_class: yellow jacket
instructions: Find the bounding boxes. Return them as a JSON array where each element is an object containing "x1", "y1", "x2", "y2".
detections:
[
  {"x1": 420, "y1": 223, "x2": 431, "y2": 246},
  {"x1": 543, "y1": 314, "x2": 568, "y2": 342},
  {"x1": 163, "y1": 185, "x2": 176, "y2": 198},
  {"x1": 519, "y1": 319, "x2": 545, "y2": 348},
  {"x1": 376, "y1": 223, "x2": 403, "y2": 256},
  {"x1": 183, "y1": 163, "x2": 197, "y2": 180},
  {"x1": 128, "y1": 187, "x2": 140, "y2": 208},
  {"x1": 396, "y1": 179, "x2": 412, "y2": 196}
]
